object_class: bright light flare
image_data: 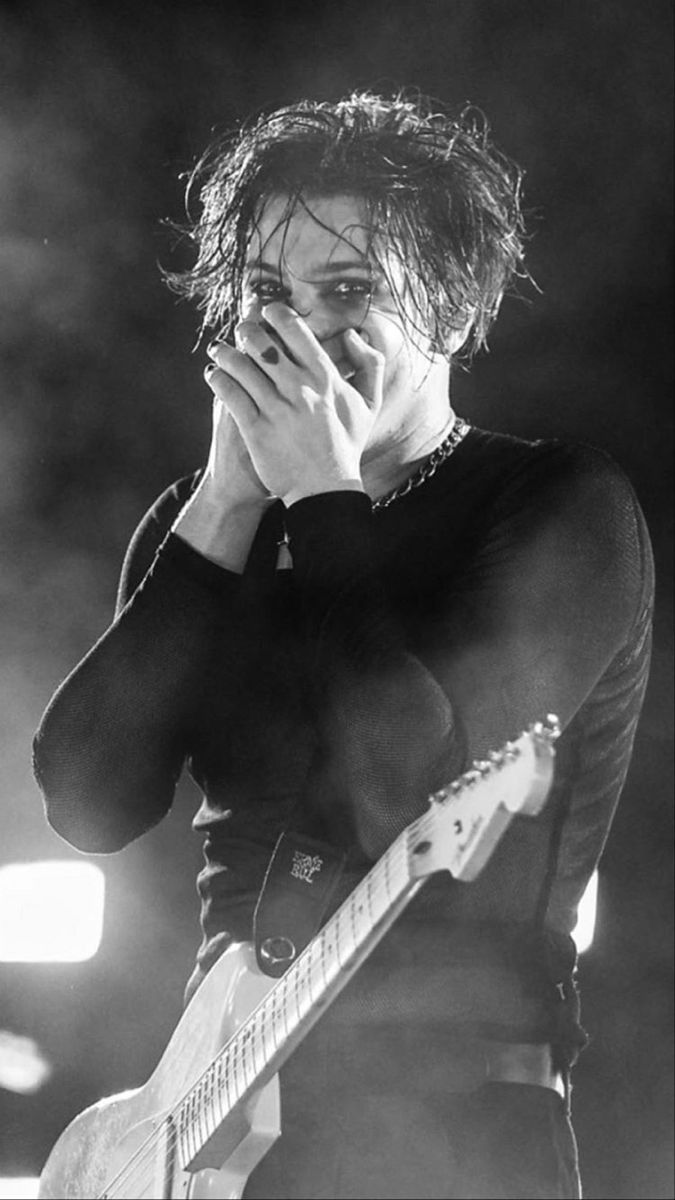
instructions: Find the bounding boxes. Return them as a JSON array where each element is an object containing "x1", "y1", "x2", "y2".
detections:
[
  {"x1": 0, "y1": 1180, "x2": 39, "y2": 1199},
  {"x1": 0, "y1": 1030, "x2": 51, "y2": 1093},
  {"x1": 572, "y1": 869, "x2": 598, "y2": 954},
  {"x1": 0, "y1": 861, "x2": 105, "y2": 962}
]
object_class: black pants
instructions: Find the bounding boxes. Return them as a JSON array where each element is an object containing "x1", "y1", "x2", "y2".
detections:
[{"x1": 244, "y1": 1074, "x2": 581, "y2": 1200}]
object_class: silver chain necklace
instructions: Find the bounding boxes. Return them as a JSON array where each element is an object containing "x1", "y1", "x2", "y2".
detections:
[
  {"x1": 275, "y1": 418, "x2": 471, "y2": 569},
  {"x1": 371, "y1": 418, "x2": 471, "y2": 512}
]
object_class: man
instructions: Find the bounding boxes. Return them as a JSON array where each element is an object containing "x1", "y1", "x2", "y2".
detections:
[{"x1": 34, "y1": 91, "x2": 653, "y2": 1198}]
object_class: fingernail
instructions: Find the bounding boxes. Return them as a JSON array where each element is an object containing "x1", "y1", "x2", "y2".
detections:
[
  {"x1": 206, "y1": 340, "x2": 221, "y2": 358},
  {"x1": 204, "y1": 361, "x2": 218, "y2": 376}
]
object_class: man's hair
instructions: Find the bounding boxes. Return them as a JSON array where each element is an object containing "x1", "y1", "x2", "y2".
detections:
[{"x1": 164, "y1": 90, "x2": 529, "y2": 356}]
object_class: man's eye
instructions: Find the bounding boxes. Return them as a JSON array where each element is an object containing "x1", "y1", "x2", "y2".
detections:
[
  {"x1": 331, "y1": 281, "x2": 373, "y2": 302},
  {"x1": 250, "y1": 280, "x2": 289, "y2": 302}
]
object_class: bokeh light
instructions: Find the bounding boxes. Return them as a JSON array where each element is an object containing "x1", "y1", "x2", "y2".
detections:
[{"x1": 0, "y1": 862, "x2": 105, "y2": 962}]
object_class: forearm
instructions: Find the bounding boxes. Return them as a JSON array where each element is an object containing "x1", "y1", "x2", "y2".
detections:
[{"x1": 33, "y1": 536, "x2": 247, "y2": 853}]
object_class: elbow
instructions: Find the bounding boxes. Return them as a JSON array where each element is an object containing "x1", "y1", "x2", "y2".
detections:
[
  {"x1": 351, "y1": 790, "x2": 424, "y2": 863},
  {"x1": 347, "y1": 734, "x2": 467, "y2": 863},
  {"x1": 45, "y1": 805, "x2": 140, "y2": 855},
  {"x1": 33, "y1": 733, "x2": 175, "y2": 855},
  {"x1": 42, "y1": 787, "x2": 149, "y2": 854}
]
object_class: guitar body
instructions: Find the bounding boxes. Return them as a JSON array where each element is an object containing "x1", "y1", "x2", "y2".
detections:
[{"x1": 38, "y1": 943, "x2": 280, "y2": 1200}]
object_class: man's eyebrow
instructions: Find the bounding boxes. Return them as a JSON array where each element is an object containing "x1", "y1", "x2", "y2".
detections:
[
  {"x1": 244, "y1": 258, "x2": 376, "y2": 275},
  {"x1": 315, "y1": 260, "x2": 375, "y2": 275}
]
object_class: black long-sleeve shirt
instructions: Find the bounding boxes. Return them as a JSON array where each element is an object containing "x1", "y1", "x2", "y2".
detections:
[{"x1": 33, "y1": 426, "x2": 653, "y2": 1053}]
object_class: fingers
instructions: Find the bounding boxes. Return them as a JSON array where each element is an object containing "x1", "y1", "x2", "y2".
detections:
[
  {"x1": 342, "y1": 328, "x2": 385, "y2": 410},
  {"x1": 238, "y1": 306, "x2": 382, "y2": 401},
  {"x1": 207, "y1": 306, "x2": 385, "y2": 423},
  {"x1": 206, "y1": 339, "x2": 283, "y2": 418},
  {"x1": 235, "y1": 320, "x2": 303, "y2": 389},
  {"x1": 256, "y1": 303, "x2": 334, "y2": 376},
  {"x1": 204, "y1": 360, "x2": 261, "y2": 436}
]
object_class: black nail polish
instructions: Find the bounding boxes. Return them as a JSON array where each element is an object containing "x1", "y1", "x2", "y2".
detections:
[{"x1": 261, "y1": 346, "x2": 280, "y2": 365}]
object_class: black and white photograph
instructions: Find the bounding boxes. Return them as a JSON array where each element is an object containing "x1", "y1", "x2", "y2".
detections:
[{"x1": 0, "y1": 2, "x2": 672, "y2": 1197}]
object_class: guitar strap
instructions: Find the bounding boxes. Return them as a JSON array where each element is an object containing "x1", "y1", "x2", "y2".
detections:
[{"x1": 253, "y1": 831, "x2": 346, "y2": 978}]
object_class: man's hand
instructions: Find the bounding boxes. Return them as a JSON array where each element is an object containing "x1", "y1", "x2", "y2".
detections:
[
  {"x1": 171, "y1": 387, "x2": 272, "y2": 573},
  {"x1": 198, "y1": 394, "x2": 271, "y2": 508},
  {"x1": 205, "y1": 302, "x2": 385, "y2": 507}
]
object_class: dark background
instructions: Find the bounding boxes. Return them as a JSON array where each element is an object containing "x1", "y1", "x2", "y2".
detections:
[{"x1": 0, "y1": 1, "x2": 672, "y2": 1196}]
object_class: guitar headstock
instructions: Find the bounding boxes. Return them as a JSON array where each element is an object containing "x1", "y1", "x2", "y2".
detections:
[{"x1": 408, "y1": 715, "x2": 560, "y2": 882}]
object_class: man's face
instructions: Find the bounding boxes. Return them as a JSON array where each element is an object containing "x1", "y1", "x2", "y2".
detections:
[{"x1": 239, "y1": 193, "x2": 452, "y2": 453}]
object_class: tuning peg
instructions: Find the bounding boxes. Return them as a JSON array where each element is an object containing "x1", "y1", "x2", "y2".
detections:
[
  {"x1": 503, "y1": 741, "x2": 521, "y2": 760},
  {"x1": 545, "y1": 713, "x2": 561, "y2": 739},
  {"x1": 430, "y1": 786, "x2": 449, "y2": 803},
  {"x1": 462, "y1": 768, "x2": 482, "y2": 786},
  {"x1": 528, "y1": 714, "x2": 561, "y2": 744}
]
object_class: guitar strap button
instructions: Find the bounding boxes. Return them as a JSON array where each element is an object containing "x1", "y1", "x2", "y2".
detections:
[{"x1": 260, "y1": 936, "x2": 297, "y2": 968}]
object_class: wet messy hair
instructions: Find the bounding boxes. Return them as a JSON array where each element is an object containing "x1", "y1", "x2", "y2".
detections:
[{"x1": 163, "y1": 90, "x2": 530, "y2": 357}]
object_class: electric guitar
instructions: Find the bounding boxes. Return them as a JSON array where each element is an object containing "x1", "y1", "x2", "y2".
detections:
[{"x1": 38, "y1": 717, "x2": 559, "y2": 1200}]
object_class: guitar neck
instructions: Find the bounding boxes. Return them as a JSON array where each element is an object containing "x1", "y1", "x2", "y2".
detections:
[
  {"x1": 176, "y1": 821, "x2": 422, "y2": 1170},
  {"x1": 173, "y1": 717, "x2": 559, "y2": 1172}
]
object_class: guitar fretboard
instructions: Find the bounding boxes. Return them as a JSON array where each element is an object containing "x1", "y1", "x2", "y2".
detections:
[
  {"x1": 174, "y1": 819, "x2": 422, "y2": 1169},
  {"x1": 166, "y1": 718, "x2": 559, "y2": 1171}
]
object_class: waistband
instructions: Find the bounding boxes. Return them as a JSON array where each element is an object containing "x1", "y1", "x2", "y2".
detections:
[
  {"x1": 285, "y1": 1020, "x2": 567, "y2": 1100},
  {"x1": 484, "y1": 1041, "x2": 565, "y2": 1098}
]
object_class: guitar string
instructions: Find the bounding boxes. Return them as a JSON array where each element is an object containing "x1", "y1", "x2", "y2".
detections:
[
  {"x1": 99, "y1": 830, "x2": 412, "y2": 1197},
  {"x1": 99, "y1": 752, "x2": 518, "y2": 1197},
  {"x1": 102, "y1": 839, "x2": 408, "y2": 1196},
  {"x1": 99, "y1": 742, "x2": 533, "y2": 1197},
  {"x1": 98, "y1": 747, "x2": 526, "y2": 1197}
]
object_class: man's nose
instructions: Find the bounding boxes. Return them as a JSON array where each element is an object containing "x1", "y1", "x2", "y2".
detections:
[
  {"x1": 297, "y1": 307, "x2": 343, "y2": 345},
  {"x1": 283, "y1": 288, "x2": 342, "y2": 343}
]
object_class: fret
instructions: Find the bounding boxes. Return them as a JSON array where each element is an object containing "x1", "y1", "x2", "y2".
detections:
[
  {"x1": 156, "y1": 723, "x2": 557, "y2": 1177},
  {"x1": 281, "y1": 973, "x2": 294, "y2": 1040},
  {"x1": 365, "y1": 871, "x2": 375, "y2": 923},
  {"x1": 351, "y1": 888, "x2": 369, "y2": 942},
  {"x1": 247, "y1": 1014, "x2": 261, "y2": 1079},
  {"x1": 268, "y1": 977, "x2": 283, "y2": 1052},
  {"x1": 319, "y1": 925, "x2": 331, "y2": 991},
  {"x1": 383, "y1": 846, "x2": 392, "y2": 903},
  {"x1": 246, "y1": 1022, "x2": 260, "y2": 1085},
  {"x1": 211, "y1": 1055, "x2": 226, "y2": 1125},
  {"x1": 257, "y1": 1004, "x2": 275, "y2": 1066},
  {"x1": 182, "y1": 1093, "x2": 196, "y2": 1167},
  {"x1": 258, "y1": 1012, "x2": 272, "y2": 1070},
  {"x1": 305, "y1": 936, "x2": 321, "y2": 1002},
  {"x1": 369, "y1": 865, "x2": 385, "y2": 923},
  {"x1": 195, "y1": 1079, "x2": 207, "y2": 1150},
  {"x1": 311, "y1": 934, "x2": 325, "y2": 986},
  {"x1": 292, "y1": 954, "x2": 305, "y2": 1023},
  {"x1": 196, "y1": 1078, "x2": 210, "y2": 1150},
  {"x1": 333, "y1": 907, "x2": 346, "y2": 969},
  {"x1": 348, "y1": 890, "x2": 359, "y2": 949},
  {"x1": 240, "y1": 1025, "x2": 256, "y2": 1091},
  {"x1": 222, "y1": 1046, "x2": 235, "y2": 1112},
  {"x1": 300, "y1": 939, "x2": 317, "y2": 1006},
  {"x1": 232, "y1": 1026, "x2": 246, "y2": 1096}
]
